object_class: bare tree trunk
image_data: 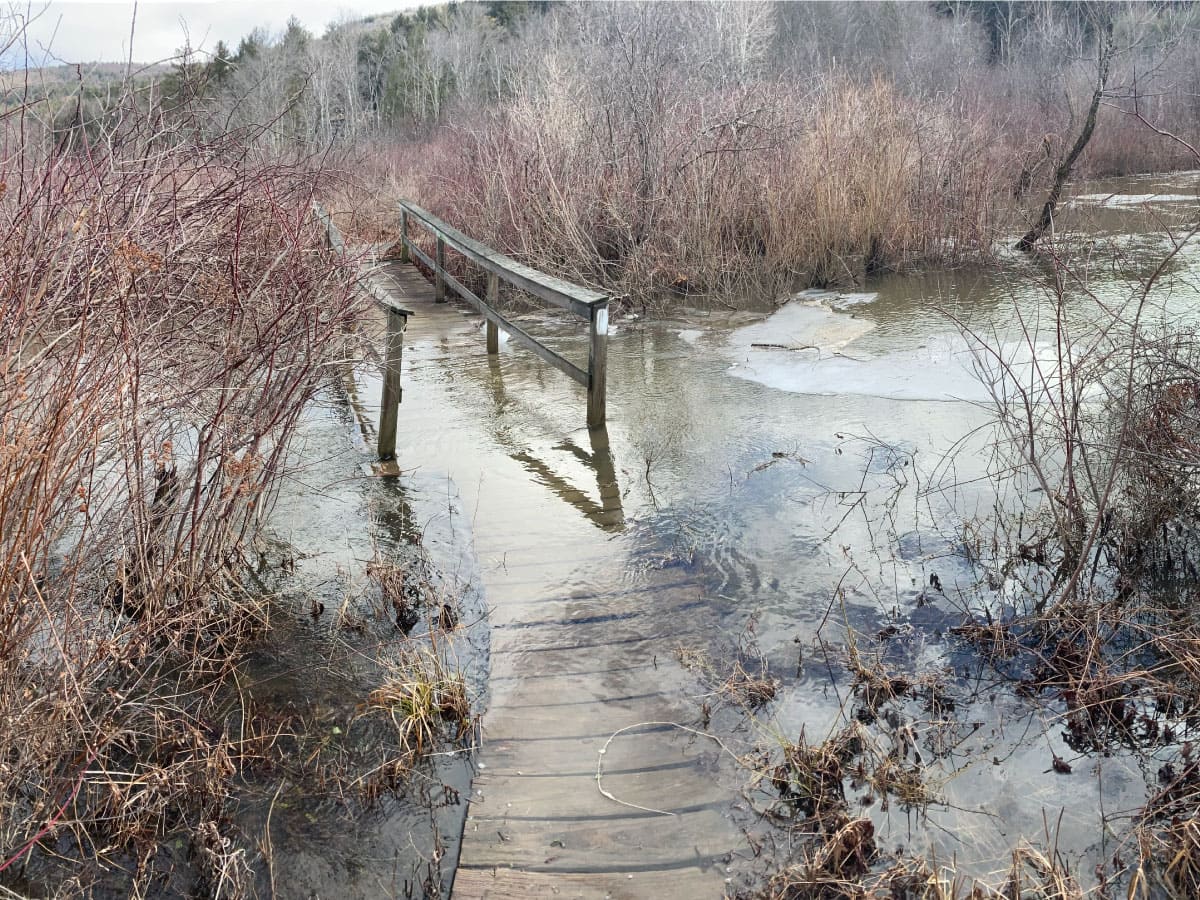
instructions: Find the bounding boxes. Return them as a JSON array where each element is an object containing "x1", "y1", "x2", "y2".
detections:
[{"x1": 1016, "y1": 17, "x2": 1115, "y2": 252}]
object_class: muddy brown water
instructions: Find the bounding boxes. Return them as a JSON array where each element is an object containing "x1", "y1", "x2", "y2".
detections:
[{"x1": 246, "y1": 173, "x2": 1200, "y2": 898}]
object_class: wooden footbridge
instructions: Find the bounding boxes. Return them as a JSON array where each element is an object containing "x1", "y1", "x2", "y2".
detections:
[
  {"x1": 315, "y1": 200, "x2": 609, "y2": 459},
  {"x1": 315, "y1": 203, "x2": 745, "y2": 898}
]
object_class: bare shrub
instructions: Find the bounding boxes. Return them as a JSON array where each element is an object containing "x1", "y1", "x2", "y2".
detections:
[
  {"x1": 0, "y1": 79, "x2": 366, "y2": 892},
  {"x1": 397, "y1": 76, "x2": 1009, "y2": 305},
  {"x1": 947, "y1": 121, "x2": 1200, "y2": 900}
]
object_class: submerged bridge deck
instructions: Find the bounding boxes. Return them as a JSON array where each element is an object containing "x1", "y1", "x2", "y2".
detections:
[
  {"x1": 366, "y1": 261, "x2": 743, "y2": 899},
  {"x1": 316, "y1": 202, "x2": 745, "y2": 897}
]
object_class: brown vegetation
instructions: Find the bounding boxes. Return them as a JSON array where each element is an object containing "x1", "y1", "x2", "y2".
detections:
[
  {"x1": 409, "y1": 78, "x2": 1005, "y2": 301},
  {"x1": 320, "y1": 2, "x2": 1200, "y2": 304},
  {"x1": 0, "y1": 67, "x2": 475, "y2": 892},
  {"x1": 28, "y1": 3, "x2": 1200, "y2": 307}
]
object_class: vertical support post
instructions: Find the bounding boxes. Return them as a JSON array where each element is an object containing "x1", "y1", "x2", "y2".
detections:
[
  {"x1": 435, "y1": 235, "x2": 446, "y2": 302},
  {"x1": 398, "y1": 208, "x2": 410, "y2": 263},
  {"x1": 378, "y1": 308, "x2": 407, "y2": 460},
  {"x1": 587, "y1": 300, "x2": 608, "y2": 429},
  {"x1": 486, "y1": 271, "x2": 499, "y2": 355}
]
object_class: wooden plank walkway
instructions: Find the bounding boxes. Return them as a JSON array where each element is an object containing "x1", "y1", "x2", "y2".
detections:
[{"x1": 367, "y1": 262, "x2": 745, "y2": 899}]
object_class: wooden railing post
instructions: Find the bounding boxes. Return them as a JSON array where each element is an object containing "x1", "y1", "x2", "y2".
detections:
[
  {"x1": 486, "y1": 272, "x2": 499, "y2": 355},
  {"x1": 399, "y1": 209, "x2": 410, "y2": 263},
  {"x1": 435, "y1": 235, "x2": 446, "y2": 302},
  {"x1": 587, "y1": 300, "x2": 608, "y2": 429},
  {"x1": 378, "y1": 309, "x2": 407, "y2": 460}
]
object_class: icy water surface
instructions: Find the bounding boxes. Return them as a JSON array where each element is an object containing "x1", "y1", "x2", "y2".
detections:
[{"x1": 257, "y1": 173, "x2": 1200, "y2": 896}]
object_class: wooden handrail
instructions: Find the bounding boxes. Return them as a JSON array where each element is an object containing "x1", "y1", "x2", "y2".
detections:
[
  {"x1": 398, "y1": 201, "x2": 607, "y2": 318},
  {"x1": 398, "y1": 200, "x2": 609, "y2": 429},
  {"x1": 312, "y1": 199, "x2": 611, "y2": 466}
]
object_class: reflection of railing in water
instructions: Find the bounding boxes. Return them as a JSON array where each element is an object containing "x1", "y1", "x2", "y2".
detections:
[
  {"x1": 480, "y1": 355, "x2": 624, "y2": 530},
  {"x1": 511, "y1": 428, "x2": 624, "y2": 531}
]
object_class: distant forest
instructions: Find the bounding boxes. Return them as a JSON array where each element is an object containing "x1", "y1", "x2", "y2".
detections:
[
  {"x1": 22, "y1": 1, "x2": 1200, "y2": 292},
  {"x1": 36, "y1": 1, "x2": 1200, "y2": 161}
]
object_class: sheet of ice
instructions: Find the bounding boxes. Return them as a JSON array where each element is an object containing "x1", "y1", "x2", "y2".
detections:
[
  {"x1": 676, "y1": 328, "x2": 704, "y2": 345},
  {"x1": 1071, "y1": 192, "x2": 1200, "y2": 207},
  {"x1": 828, "y1": 292, "x2": 878, "y2": 309},
  {"x1": 791, "y1": 288, "x2": 878, "y2": 310},
  {"x1": 725, "y1": 301, "x2": 1059, "y2": 403},
  {"x1": 728, "y1": 299, "x2": 876, "y2": 354}
]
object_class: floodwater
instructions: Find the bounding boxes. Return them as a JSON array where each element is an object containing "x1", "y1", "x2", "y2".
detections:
[
  {"x1": 257, "y1": 172, "x2": 1200, "y2": 897},
  {"x1": 206, "y1": 381, "x2": 489, "y2": 898}
]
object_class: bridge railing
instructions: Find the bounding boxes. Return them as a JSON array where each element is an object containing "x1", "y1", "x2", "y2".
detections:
[{"x1": 396, "y1": 201, "x2": 609, "y2": 429}]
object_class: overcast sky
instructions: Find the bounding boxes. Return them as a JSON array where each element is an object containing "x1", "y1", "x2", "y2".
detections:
[{"x1": 6, "y1": 1, "x2": 416, "y2": 67}]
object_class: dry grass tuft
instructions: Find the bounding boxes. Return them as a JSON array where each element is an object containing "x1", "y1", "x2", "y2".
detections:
[
  {"x1": 758, "y1": 839, "x2": 1082, "y2": 900},
  {"x1": 360, "y1": 647, "x2": 473, "y2": 771},
  {"x1": 1132, "y1": 816, "x2": 1200, "y2": 899},
  {"x1": 763, "y1": 816, "x2": 877, "y2": 900},
  {"x1": 676, "y1": 629, "x2": 780, "y2": 721}
]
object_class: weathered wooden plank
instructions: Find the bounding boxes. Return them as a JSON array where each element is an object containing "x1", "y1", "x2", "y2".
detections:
[
  {"x1": 490, "y1": 628, "x2": 692, "y2": 656},
  {"x1": 478, "y1": 723, "x2": 722, "y2": 775},
  {"x1": 481, "y1": 701, "x2": 698, "y2": 746},
  {"x1": 481, "y1": 725, "x2": 718, "y2": 770},
  {"x1": 452, "y1": 865, "x2": 727, "y2": 899},
  {"x1": 399, "y1": 201, "x2": 607, "y2": 317},
  {"x1": 459, "y1": 804, "x2": 739, "y2": 871},
  {"x1": 469, "y1": 769, "x2": 726, "y2": 820},
  {"x1": 358, "y1": 274, "x2": 414, "y2": 316},
  {"x1": 488, "y1": 661, "x2": 657, "y2": 687}
]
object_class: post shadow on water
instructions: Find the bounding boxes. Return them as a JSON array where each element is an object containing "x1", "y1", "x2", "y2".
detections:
[{"x1": 485, "y1": 354, "x2": 625, "y2": 531}]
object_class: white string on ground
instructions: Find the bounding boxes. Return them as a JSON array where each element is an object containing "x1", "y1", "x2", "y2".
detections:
[{"x1": 595, "y1": 720, "x2": 741, "y2": 817}]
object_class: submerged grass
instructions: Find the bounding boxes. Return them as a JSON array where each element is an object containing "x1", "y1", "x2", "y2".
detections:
[
  {"x1": 362, "y1": 647, "x2": 473, "y2": 770},
  {"x1": 704, "y1": 632, "x2": 1096, "y2": 900}
]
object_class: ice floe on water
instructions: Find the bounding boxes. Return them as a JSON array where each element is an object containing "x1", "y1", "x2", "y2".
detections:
[
  {"x1": 724, "y1": 299, "x2": 1060, "y2": 403},
  {"x1": 1070, "y1": 192, "x2": 1200, "y2": 207},
  {"x1": 729, "y1": 296, "x2": 877, "y2": 355},
  {"x1": 793, "y1": 288, "x2": 879, "y2": 310}
]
